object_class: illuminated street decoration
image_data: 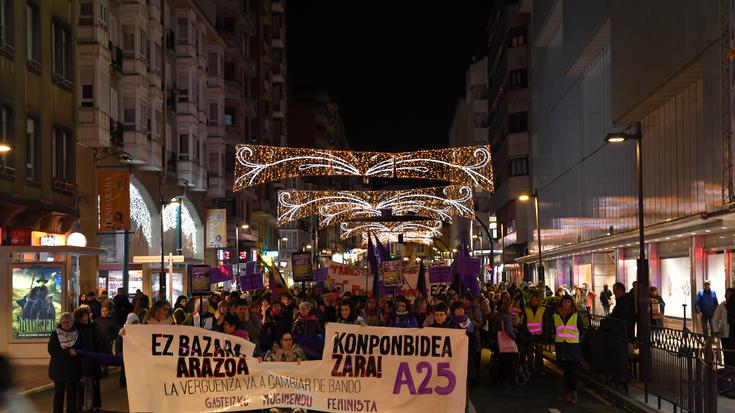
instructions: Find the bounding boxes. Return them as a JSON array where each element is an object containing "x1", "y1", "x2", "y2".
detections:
[
  {"x1": 362, "y1": 231, "x2": 436, "y2": 246},
  {"x1": 163, "y1": 201, "x2": 199, "y2": 255},
  {"x1": 340, "y1": 220, "x2": 443, "y2": 240},
  {"x1": 277, "y1": 185, "x2": 474, "y2": 227},
  {"x1": 130, "y1": 184, "x2": 152, "y2": 246},
  {"x1": 234, "y1": 145, "x2": 494, "y2": 191}
]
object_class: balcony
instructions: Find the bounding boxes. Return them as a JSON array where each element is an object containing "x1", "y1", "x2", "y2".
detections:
[
  {"x1": 177, "y1": 157, "x2": 201, "y2": 189},
  {"x1": 225, "y1": 79, "x2": 242, "y2": 101},
  {"x1": 79, "y1": 107, "x2": 111, "y2": 148},
  {"x1": 208, "y1": 120, "x2": 225, "y2": 138},
  {"x1": 272, "y1": 62, "x2": 285, "y2": 83},
  {"x1": 176, "y1": 91, "x2": 197, "y2": 117},
  {"x1": 123, "y1": 128, "x2": 149, "y2": 164},
  {"x1": 207, "y1": 175, "x2": 225, "y2": 200},
  {"x1": 473, "y1": 98, "x2": 488, "y2": 114},
  {"x1": 273, "y1": 99, "x2": 284, "y2": 118},
  {"x1": 176, "y1": 38, "x2": 196, "y2": 59},
  {"x1": 52, "y1": 178, "x2": 76, "y2": 196},
  {"x1": 139, "y1": 139, "x2": 163, "y2": 171},
  {"x1": 209, "y1": 71, "x2": 224, "y2": 89},
  {"x1": 473, "y1": 127, "x2": 489, "y2": 145}
]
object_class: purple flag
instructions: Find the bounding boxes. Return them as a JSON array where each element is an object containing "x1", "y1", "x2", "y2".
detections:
[
  {"x1": 416, "y1": 262, "x2": 427, "y2": 297},
  {"x1": 368, "y1": 232, "x2": 382, "y2": 298},
  {"x1": 429, "y1": 265, "x2": 453, "y2": 284},
  {"x1": 374, "y1": 234, "x2": 390, "y2": 260},
  {"x1": 313, "y1": 267, "x2": 328, "y2": 282},
  {"x1": 240, "y1": 273, "x2": 264, "y2": 291}
]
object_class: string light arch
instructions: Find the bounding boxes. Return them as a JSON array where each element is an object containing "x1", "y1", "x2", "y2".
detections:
[
  {"x1": 234, "y1": 145, "x2": 494, "y2": 191},
  {"x1": 277, "y1": 186, "x2": 474, "y2": 227},
  {"x1": 339, "y1": 220, "x2": 443, "y2": 241}
]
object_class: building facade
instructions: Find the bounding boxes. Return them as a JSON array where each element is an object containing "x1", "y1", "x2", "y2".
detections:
[{"x1": 519, "y1": 0, "x2": 734, "y2": 322}]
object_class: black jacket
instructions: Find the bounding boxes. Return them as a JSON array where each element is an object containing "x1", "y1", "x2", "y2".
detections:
[
  {"x1": 94, "y1": 316, "x2": 117, "y2": 351},
  {"x1": 113, "y1": 295, "x2": 133, "y2": 327},
  {"x1": 610, "y1": 292, "x2": 636, "y2": 340},
  {"x1": 76, "y1": 322, "x2": 107, "y2": 377},
  {"x1": 48, "y1": 330, "x2": 82, "y2": 381}
]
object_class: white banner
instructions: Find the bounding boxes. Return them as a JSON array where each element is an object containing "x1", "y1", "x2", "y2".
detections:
[{"x1": 123, "y1": 323, "x2": 468, "y2": 412}]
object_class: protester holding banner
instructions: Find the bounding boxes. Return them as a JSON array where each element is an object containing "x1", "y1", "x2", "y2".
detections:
[
  {"x1": 236, "y1": 301, "x2": 261, "y2": 347},
  {"x1": 414, "y1": 297, "x2": 429, "y2": 326},
  {"x1": 451, "y1": 300, "x2": 481, "y2": 384},
  {"x1": 74, "y1": 306, "x2": 107, "y2": 412},
  {"x1": 262, "y1": 332, "x2": 306, "y2": 363},
  {"x1": 115, "y1": 313, "x2": 139, "y2": 389},
  {"x1": 132, "y1": 294, "x2": 150, "y2": 322},
  {"x1": 360, "y1": 297, "x2": 385, "y2": 326},
  {"x1": 388, "y1": 296, "x2": 418, "y2": 328},
  {"x1": 48, "y1": 312, "x2": 81, "y2": 413},
  {"x1": 222, "y1": 314, "x2": 250, "y2": 341},
  {"x1": 336, "y1": 301, "x2": 366, "y2": 325},
  {"x1": 261, "y1": 300, "x2": 294, "y2": 352},
  {"x1": 429, "y1": 302, "x2": 454, "y2": 328},
  {"x1": 142, "y1": 300, "x2": 174, "y2": 325}
]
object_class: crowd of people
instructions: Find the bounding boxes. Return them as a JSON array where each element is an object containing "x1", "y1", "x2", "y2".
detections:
[{"x1": 46, "y1": 280, "x2": 604, "y2": 412}]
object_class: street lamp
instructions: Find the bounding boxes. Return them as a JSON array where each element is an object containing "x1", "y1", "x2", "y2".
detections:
[
  {"x1": 605, "y1": 121, "x2": 649, "y2": 381},
  {"x1": 518, "y1": 189, "x2": 543, "y2": 284},
  {"x1": 0, "y1": 143, "x2": 11, "y2": 152}
]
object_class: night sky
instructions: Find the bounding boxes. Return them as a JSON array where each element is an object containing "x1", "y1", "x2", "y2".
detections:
[{"x1": 287, "y1": 1, "x2": 492, "y2": 152}]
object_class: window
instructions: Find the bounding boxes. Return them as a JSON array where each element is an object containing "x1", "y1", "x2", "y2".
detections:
[
  {"x1": 140, "y1": 103, "x2": 150, "y2": 136},
  {"x1": 509, "y1": 156, "x2": 528, "y2": 177},
  {"x1": 79, "y1": 1, "x2": 93, "y2": 25},
  {"x1": 209, "y1": 103, "x2": 218, "y2": 126},
  {"x1": 222, "y1": 17, "x2": 235, "y2": 34},
  {"x1": 52, "y1": 21, "x2": 72, "y2": 86},
  {"x1": 507, "y1": 111, "x2": 528, "y2": 134},
  {"x1": 97, "y1": 0, "x2": 108, "y2": 30},
  {"x1": 195, "y1": 138, "x2": 200, "y2": 162},
  {"x1": 208, "y1": 52, "x2": 218, "y2": 76},
  {"x1": 224, "y1": 61, "x2": 235, "y2": 81},
  {"x1": 139, "y1": 28, "x2": 147, "y2": 63},
  {"x1": 25, "y1": 116, "x2": 39, "y2": 181},
  {"x1": 509, "y1": 25, "x2": 527, "y2": 47},
  {"x1": 52, "y1": 127, "x2": 73, "y2": 181},
  {"x1": 509, "y1": 69, "x2": 527, "y2": 90},
  {"x1": 26, "y1": 2, "x2": 40, "y2": 70},
  {"x1": 0, "y1": 106, "x2": 13, "y2": 173},
  {"x1": 178, "y1": 134, "x2": 189, "y2": 159},
  {"x1": 0, "y1": 0, "x2": 14, "y2": 55},
  {"x1": 177, "y1": 72, "x2": 189, "y2": 102},
  {"x1": 81, "y1": 85, "x2": 93, "y2": 107},
  {"x1": 122, "y1": 25, "x2": 134, "y2": 58},
  {"x1": 177, "y1": 17, "x2": 188, "y2": 44},
  {"x1": 224, "y1": 106, "x2": 235, "y2": 126},
  {"x1": 123, "y1": 97, "x2": 135, "y2": 126}
]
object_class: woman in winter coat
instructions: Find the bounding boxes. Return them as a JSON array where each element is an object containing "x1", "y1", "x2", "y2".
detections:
[
  {"x1": 714, "y1": 288, "x2": 735, "y2": 366},
  {"x1": 262, "y1": 332, "x2": 306, "y2": 362},
  {"x1": 337, "y1": 301, "x2": 366, "y2": 326},
  {"x1": 143, "y1": 300, "x2": 174, "y2": 325},
  {"x1": 75, "y1": 306, "x2": 107, "y2": 412},
  {"x1": 388, "y1": 296, "x2": 418, "y2": 328},
  {"x1": 292, "y1": 301, "x2": 323, "y2": 338},
  {"x1": 554, "y1": 295, "x2": 585, "y2": 404},
  {"x1": 360, "y1": 297, "x2": 385, "y2": 327},
  {"x1": 490, "y1": 303, "x2": 516, "y2": 386},
  {"x1": 48, "y1": 312, "x2": 82, "y2": 413}
]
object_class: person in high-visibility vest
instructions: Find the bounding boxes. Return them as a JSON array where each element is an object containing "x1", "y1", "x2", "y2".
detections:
[
  {"x1": 525, "y1": 293, "x2": 550, "y2": 374},
  {"x1": 554, "y1": 294, "x2": 584, "y2": 404}
]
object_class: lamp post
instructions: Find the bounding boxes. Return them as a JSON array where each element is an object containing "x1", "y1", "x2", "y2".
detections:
[
  {"x1": 519, "y1": 189, "x2": 543, "y2": 284},
  {"x1": 605, "y1": 122, "x2": 648, "y2": 381}
]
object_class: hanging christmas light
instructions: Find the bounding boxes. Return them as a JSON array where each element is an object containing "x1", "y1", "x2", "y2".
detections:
[
  {"x1": 339, "y1": 220, "x2": 443, "y2": 240},
  {"x1": 234, "y1": 145, "x2": 494, "y2": 191},
  {"x1": 277, "y1": 185, "x2": 474, "y2": 227}
]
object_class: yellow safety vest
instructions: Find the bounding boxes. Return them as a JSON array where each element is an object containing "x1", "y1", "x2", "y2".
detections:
[
  {"x1": 526, "y1": 307, "x2": 545, "y2": 335},
  {"x1": 554, "y1": 312, "x2": 580, "y2": 343}
]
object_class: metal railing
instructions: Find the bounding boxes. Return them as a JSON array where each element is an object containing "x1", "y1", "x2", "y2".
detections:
[
  {"x1": 647, "y1": 326, "x2": 718, "y2": 413},
  {"x1": 583, "y1": 315, "x2": 630, "y2": 385}
]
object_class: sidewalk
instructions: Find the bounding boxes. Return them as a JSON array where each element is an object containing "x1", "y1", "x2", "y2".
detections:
[{"x1": 14, "y1": 367, "x2": 52, "y2": 394}]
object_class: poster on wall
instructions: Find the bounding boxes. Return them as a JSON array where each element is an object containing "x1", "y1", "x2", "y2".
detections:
[
  {"x1": 205, "y1": 209, "x2": 227, "y2": 249},
  {"x1": 11, "y1": 266, "x2": 63, "y2": 339},
  {"x1": 98, "y1": 171, "x2": 131, "y2": 231},
  {"x1": 189, "y1": 265, "x2": 211, "y2": 296},
  {"x1": 291, "y1": 252, "x2": 313, "y2": 282}
]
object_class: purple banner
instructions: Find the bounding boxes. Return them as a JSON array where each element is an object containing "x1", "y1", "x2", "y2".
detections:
[
  {"x1": 313, "y1": 267, "x2": 328, "y2": 282},
  {"x1": 455, "y1": 256, "x2": 481, "y2": 275},
  {"x1": 428, "y1": 265, "x2": 453, "y2": 284},
  {"x1": 239, "y1": 273, "x2": 264, "y2": 291},
  {"x1": 210, "y1": 265, "x2": 233, "y2": 284},
  {"x1": 244, "y1": 261, "x2": 257, "y2": 275}
]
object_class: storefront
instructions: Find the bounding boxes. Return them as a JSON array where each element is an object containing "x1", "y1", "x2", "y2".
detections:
[{"x1": 0, "y1": 245, "x2": 104, "y2": 365}]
